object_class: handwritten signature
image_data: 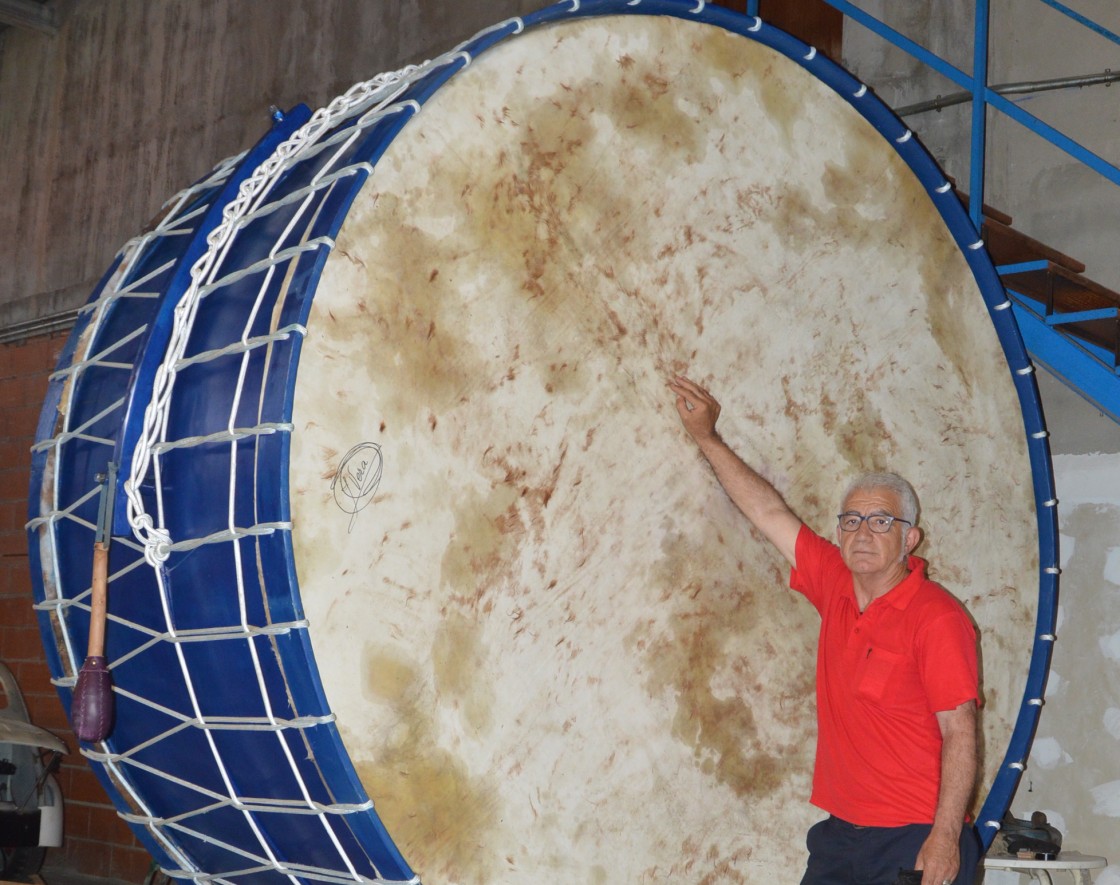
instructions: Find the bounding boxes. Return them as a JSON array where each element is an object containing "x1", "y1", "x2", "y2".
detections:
[{"x1": 330, "y1": 443, "x2": 383, "y2": 533}]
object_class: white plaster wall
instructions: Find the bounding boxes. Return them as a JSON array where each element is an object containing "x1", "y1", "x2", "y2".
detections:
[
  {"x1": 972, "y1": 374, "x2": 1120, "y2": 885},
  {"x1": 1002, "y1": 371, "x2": 1120, "y2": 876}
]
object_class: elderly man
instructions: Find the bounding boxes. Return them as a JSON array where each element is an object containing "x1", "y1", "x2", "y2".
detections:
[{"x1": 668, "y1": 376, "x2": 980, "y2": 885}]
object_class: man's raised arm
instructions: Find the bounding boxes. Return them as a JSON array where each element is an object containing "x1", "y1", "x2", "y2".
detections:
[{"x1": 669, "y1": 376, "x2": 803, "y2": 567}]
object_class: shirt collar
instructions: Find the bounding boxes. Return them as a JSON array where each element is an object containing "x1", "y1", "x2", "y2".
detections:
[{"x1": 880, "y1": 555, "x2": 928, "y2": 610}]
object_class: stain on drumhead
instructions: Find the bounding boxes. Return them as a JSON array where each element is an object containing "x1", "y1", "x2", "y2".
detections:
[{"x1": 357, "y1": 646, "x2": 503, "y2": 883}]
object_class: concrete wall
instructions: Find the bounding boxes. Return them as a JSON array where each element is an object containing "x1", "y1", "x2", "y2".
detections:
[
  {"x1": 844, "y1": 3, "x2": 1120, "y2": 878},
  {"x1": 986, "y1": 0, "x2": 1120, "y2": 293},
  {"x1": 0, "y1": 0, "x2": 539, "y2": 330}
]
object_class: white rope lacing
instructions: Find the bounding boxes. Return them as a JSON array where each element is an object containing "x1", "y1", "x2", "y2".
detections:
[
  {"x1": 118, "y1": 15, "x2": 532, "y2": 569},
  {"x1": 120, "y1": 61, "x2": 441, "y2": 568},
  {"x1": 34, "y1": 16, "x2": 519, "y2": 883},
  {"x1": 28, "y1": 155, "x2": 246, "y2": 885},
  {"x1": 105, "y1": 30, "x2": 523, "y2": 883}
]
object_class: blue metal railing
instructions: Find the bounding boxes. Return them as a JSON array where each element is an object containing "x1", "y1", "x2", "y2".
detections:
[
  {"x1": 1039, "y1": 0, "x2": 1120, "y2": 45},
  {"x1": 823, "y1": 0, "x2": 1120, "y2": 226},
  {"x1": 970, "y1": 0, "x2": 991, "y2": 228},
  {"x1": 747, "y1": 0, "x2": 1120, "y2": 232},
  {"x1": 795, "y1": 0, "x2": 1120, "y2": 422}
]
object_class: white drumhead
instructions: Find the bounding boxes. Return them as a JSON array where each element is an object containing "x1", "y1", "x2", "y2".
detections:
[{"x1": 290, "y1": 15, "x2": 1036, "y2": 882}]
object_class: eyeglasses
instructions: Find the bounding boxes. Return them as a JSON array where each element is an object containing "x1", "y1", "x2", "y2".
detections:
[{"x1": 837, "y1": 512, "x2": 912, "y2": 533}]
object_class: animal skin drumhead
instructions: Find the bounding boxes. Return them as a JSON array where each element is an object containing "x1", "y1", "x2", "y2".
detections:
[{"x1": 286, "y1": 14, "x2": 1036, "y2": 884}]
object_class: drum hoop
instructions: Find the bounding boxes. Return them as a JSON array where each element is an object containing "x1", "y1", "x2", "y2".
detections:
[{"x1": 28, "y1": 1, "x2": 1054, "y2": 879}]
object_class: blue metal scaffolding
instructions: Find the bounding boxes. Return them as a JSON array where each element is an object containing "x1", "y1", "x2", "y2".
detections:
[
  {"x1": 823, "y1": 0, "x2": 1120, "y2": 421},
  {"x1": 743, "y1": 1, "x2": 1120, "y2": 423}
]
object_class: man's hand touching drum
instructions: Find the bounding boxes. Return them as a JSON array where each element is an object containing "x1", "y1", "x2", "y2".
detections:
[
  {"x1": 667, "y1": 375, "x2": 801, "y2": 565},
  {"x1": 669, "y1": 376, "x2": 722, "y2": 442}
]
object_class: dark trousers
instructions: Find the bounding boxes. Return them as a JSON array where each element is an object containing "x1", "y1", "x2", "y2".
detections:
[{"x1": 800, "y1": 815, "x2": 981, "y2": 885}]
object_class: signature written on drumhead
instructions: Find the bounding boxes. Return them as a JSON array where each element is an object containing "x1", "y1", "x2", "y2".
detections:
[{"x1": 330, "y1": 442, "x2": 383, "y2": 533}]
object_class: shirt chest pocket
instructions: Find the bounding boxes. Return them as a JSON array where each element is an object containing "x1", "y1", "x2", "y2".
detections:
[{"x1": 854, "y1": 646, "x2": 903, "y2": 702}]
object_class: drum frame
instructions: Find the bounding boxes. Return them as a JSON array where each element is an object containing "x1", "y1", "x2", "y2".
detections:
[{"x1": 27, "y1": 2, "x2": 1056, "y2": 882}]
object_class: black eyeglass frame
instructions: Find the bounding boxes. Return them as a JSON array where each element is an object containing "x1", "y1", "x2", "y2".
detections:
[{"x1": 836, "y1": 511, "x2": 913, "y2": 533}]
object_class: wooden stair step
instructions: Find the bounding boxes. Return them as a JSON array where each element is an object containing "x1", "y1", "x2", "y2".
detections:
[
  {"x1": 1002, "y1": 262, "x2": 1120, "y2": 356},
  {"x1": 946, "y1": 188, "x2": 1117, "y2": 364},
  {"x1": 982, "y1": 217, "x2": 1085, "y2": 274},
  {"x1": 949, "y1": 185, "x2": 1084, "y2": 272}
]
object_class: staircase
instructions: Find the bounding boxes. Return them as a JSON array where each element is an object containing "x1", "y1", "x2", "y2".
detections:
[
  {"x1": 732, "y1": 0, "x2": 1120, "y2": 421},
  {"x1": 824, "y1": 0, "x2": 1120, "y2": 424},
  {"x1": 994, "y1": 229, "x2": 1120, "y2": 423},
  {"x1": 950, "y1": 187, "x2": 1120, "y2": 420}
]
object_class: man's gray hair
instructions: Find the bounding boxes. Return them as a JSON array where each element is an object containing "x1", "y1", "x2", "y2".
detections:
[{"x1": 842, "y1": 472, "x2": 920, "y2": 526}]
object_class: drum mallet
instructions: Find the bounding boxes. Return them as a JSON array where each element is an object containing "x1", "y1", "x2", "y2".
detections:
[{"x1": 71, "y1": 462, "x2": 117, "y2": 743}]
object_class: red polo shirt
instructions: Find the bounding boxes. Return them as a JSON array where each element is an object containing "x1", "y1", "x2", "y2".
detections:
[{"x1": 789, "y1": 526, "x2": 979, "y2": 826}]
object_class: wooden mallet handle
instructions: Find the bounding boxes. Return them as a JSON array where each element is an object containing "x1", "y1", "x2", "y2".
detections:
[{"x1": 71, "y1": 541, "x2": 112, "y2": 742}]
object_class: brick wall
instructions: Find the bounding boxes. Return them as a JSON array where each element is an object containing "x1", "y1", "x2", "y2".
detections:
[{"x1": 0, "y1": 332, "x2": 152, "y2": 882}]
